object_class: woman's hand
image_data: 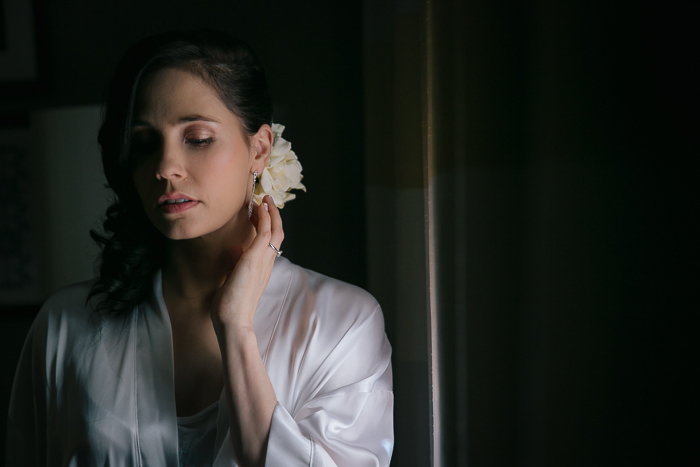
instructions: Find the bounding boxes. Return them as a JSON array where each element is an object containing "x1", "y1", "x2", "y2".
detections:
[
  {"x1": 211, "y1": 194, "x2": 284, "y2": 331},
  {"x1": 211, "y1": 195, "x2": 282, "y2": 465}
]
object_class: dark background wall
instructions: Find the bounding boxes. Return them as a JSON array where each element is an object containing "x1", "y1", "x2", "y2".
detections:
[{"x1": 1, "y1": 0, "x2": 365, "y2": 462}]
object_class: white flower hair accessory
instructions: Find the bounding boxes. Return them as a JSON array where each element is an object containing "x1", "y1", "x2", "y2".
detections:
[{"x1": 253, "y1": 123, "x2": 306, "y2": 208}]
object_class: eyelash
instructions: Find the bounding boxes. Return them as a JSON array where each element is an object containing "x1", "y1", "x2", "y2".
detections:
[{"x1": 185, "y1": 137, "x2": 214, "y2": 147}]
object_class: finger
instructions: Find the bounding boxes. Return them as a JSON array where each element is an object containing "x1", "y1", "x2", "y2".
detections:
[
  {"x1": 249, "y1": 201, "x2": 260, "y2": 229},
  {"x1": 265, "y1": 195, "x2": 285, "y2": 252},
  {"x1": 249, "y1": 198, "x2": 273, "y2": 255}
]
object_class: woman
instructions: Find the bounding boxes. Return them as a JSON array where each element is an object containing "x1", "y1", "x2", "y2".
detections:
[{"x1": 6, "y1": 30, "x2": 393, "y2": 466}]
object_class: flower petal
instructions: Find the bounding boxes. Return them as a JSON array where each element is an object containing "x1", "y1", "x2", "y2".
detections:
[
  {"x1": 271, "y1": 123, "x2": 285, "y2": 136},
  {"x1": 272, "y1": 138, "x2": 292, "y2": 156},
  {"x1": 260, "y1": 168, "x2": 274, "y2": 193}
]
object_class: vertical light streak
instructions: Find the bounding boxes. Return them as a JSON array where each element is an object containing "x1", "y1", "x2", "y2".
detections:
[{"x1": 422, "y1": 0, "x2": 441, "y2": 465}]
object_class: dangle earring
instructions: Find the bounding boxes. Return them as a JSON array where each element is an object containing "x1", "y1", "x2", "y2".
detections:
[{"x1": 247, "y1": 170, "x2": 258, "y2": 220}]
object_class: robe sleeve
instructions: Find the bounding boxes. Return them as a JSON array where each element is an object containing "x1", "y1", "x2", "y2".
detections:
[
  {"x1": 5, "y1": 311, "x2": 49, "y2": 467},
  {"x1": 264, "y1": 306, "x2": 394, "y2": 467}
]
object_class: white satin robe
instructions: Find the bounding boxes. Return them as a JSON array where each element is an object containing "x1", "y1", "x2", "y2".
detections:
[{"x1": 6, "y1": 256, "x2": 394, "y2": 466}]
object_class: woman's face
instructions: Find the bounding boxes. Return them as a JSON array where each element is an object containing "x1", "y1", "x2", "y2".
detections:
[{"x1": 131, "y1": 68, "x2": 268, "y2": 241}]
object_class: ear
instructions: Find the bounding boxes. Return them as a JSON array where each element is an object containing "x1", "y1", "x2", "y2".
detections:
[{"x1": 251, "y1": 124, "x2": 273, "y2": 173}]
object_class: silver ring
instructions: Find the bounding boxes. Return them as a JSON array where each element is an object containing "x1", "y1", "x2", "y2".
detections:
[{"x1": 268, "y1": 242, "x2": 282, "y2": 257}]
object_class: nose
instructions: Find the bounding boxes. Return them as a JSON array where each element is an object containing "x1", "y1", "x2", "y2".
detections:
[{"x1": 155, "y1": 140, "x2": 187, "y2": 181}]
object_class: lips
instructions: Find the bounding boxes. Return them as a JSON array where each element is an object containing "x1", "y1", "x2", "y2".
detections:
[{"x1": 157, "y1": 193, "x2": 199, "y2": 214}]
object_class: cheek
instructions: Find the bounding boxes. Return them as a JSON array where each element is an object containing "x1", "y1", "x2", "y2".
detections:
[{"x1": 201, "y1": 146, "x2": 250, "y2": 188}]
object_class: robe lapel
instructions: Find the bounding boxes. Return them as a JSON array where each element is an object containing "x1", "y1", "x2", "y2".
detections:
[{"x1": 134, "y1": 270, "x2": 179, "y2": 466}]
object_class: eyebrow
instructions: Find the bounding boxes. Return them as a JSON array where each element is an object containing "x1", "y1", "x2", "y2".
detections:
[
  {"x1": 176, "y1": 114, "x2": 221, "y2": 124},
  {"x1": 131, "y1": 114, "x2": 221, "y2": 128}
]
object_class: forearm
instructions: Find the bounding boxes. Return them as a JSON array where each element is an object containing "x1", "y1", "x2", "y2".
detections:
[{"x1": 216, "y1": 324, "x2": 277, "y2": 467}]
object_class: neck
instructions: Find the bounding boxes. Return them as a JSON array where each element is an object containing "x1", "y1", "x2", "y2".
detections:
[{"x1": 162, "y1": 210, "x2": 255, "y2": 316}]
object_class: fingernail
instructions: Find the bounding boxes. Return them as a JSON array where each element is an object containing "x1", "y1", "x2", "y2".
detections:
[{"x1": 263, "y1": 203, "x2": 269, "y2": 211}]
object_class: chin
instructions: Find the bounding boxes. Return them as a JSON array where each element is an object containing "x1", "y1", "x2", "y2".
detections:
[
  {"x1": 163, "y1": 230, "x2": 200, "y2": 241},
  {"x1": 153, "y1": 219, "x2": 211, "y2": 241},
  {"x1": 159, "y1": 216, "x2": 243, "y2": 241},
  {"x1": 148, "y1": 205, "x2": 247, "y2": 241}
]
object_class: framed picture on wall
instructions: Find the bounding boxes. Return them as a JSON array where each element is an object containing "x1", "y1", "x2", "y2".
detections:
[
  {"x1": 0, "y1": 0, "x2": 49, "y2": 96},
  {"x1": 0, "y1": 115, "x2": 43, "y2": 305}
]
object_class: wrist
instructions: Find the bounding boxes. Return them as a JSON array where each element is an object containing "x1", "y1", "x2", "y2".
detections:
[
  {"x1": 213, "y1": 318, "x2": 257, "y2": 345},
  {"x1": 211, "y1": 304, "x2": 255, "y2": 330}
]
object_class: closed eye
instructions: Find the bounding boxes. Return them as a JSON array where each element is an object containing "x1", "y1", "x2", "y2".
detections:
[{"x1": 185, "y1": 137, "x2": 214, "y2": 147}]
